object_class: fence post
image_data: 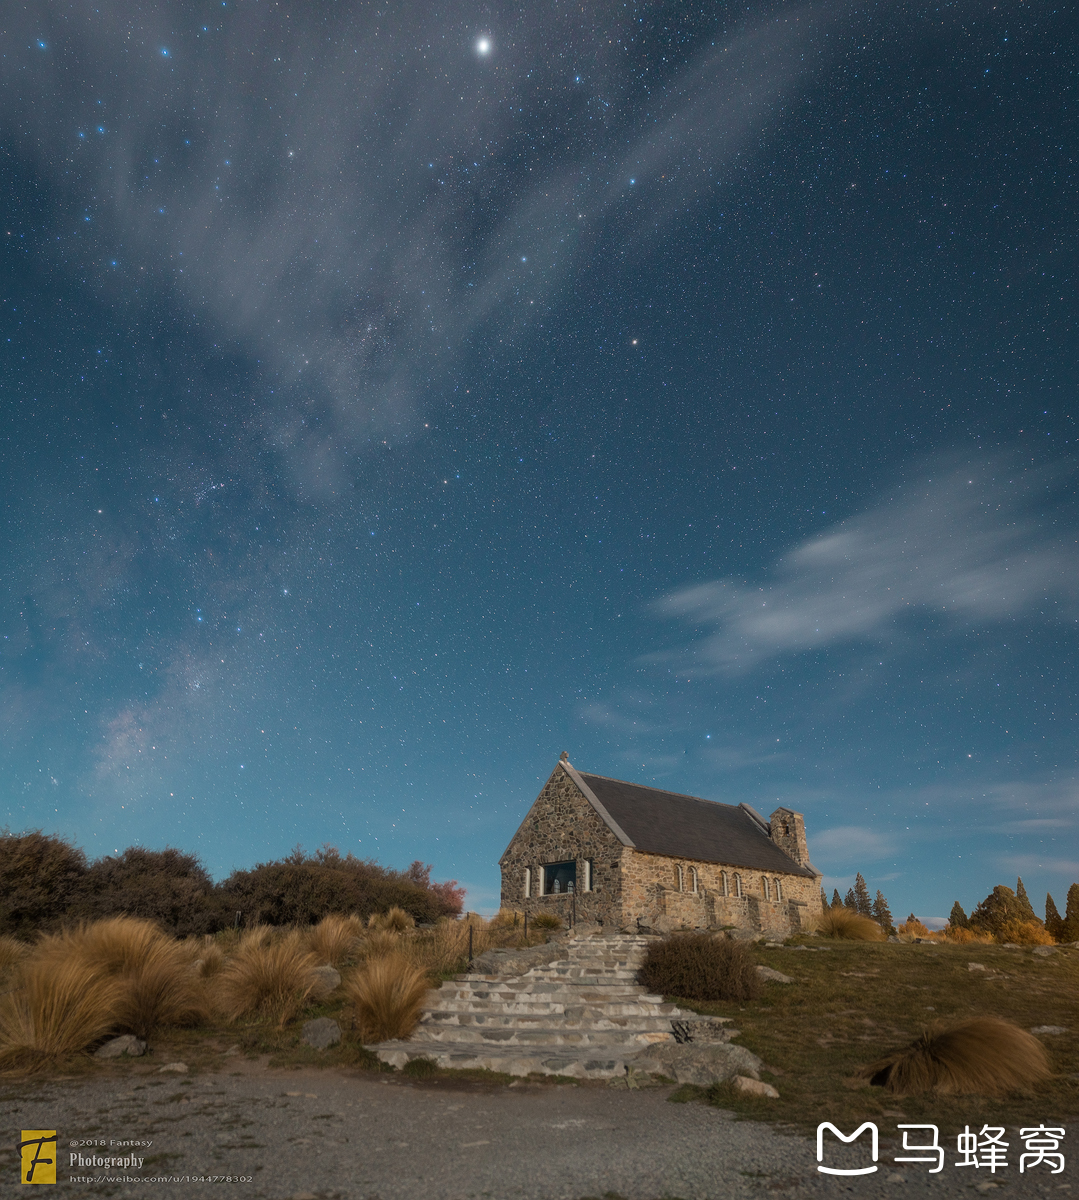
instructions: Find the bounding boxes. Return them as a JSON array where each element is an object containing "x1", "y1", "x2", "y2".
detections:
[
  {"x1": 468, "y1": 924, "x2": 473, "y2": 969},
  {"x1": 524, "y1": 912, "x2": 528, "y2": 940},
  {"x1": 234, "y1": 911, "x2": 242, "y2": 929}
]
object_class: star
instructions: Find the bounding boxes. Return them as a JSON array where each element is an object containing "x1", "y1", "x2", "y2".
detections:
[{"x1": 476, "y1": 37, "x2": 491, "y2": 56}]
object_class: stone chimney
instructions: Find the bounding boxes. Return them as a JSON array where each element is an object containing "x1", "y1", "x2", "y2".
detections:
[{"x1": 769, "y1": 807, "x2": 815, "y2": 872}]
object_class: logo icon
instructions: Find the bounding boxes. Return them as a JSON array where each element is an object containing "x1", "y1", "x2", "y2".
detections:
[
  {"x1": 18, "y1": 1131, "x2": 57, "y2": 1184},
  {"x1": 816, "y1": 1121, "x2": 879, "y2": 1175}
]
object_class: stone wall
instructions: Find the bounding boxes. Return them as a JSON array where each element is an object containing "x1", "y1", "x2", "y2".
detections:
[{"x1": 499, "y1": 765, "x2": 626, "y2": 926}]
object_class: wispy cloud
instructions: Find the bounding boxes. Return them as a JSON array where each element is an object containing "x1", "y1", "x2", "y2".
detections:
[
  {"x1": 811, "y1": 825, "x2": 896, "y2": 864},
  {"x1": 651, "y1": 455, "x2": 1079, "y2": 673}
]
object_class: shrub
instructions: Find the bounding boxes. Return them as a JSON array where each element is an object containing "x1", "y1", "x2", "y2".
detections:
[
  {"x1": 0, "y1": 957, "x2": 123, "y2": 1072},
  {"x1": 896, "y1": 916, "x2": 931, "y2": 940},
  {"x1": 0, "y1": 830, "x2": 88, "y2": 937},
  {"x1": 817, "y1": 907, "x2": 886, "y2": 941},
  {"x1": 861, "y1": 1017, "x2": 1051, "y2": 1096},
  {"x1": 346, "y1": 951, "x2": 430, "y2": 1043},
  {"x1": 0, "y1": 935, "x2": 27, "y2": 975},
  {"x1": 305, "y1": 913, "x2": 364, "y2": 965},
  {"x1": 637, "y1": 933, "x2": 760, "y2": 1003},
  {"x1": 77, "y1": 847, "x2": 221, "y2": 936},
  {"x1": 970, "y1": 886, "x2": 1029, "y2": 938},
  {"x1": 995, "y1": 919, "x2": 1054, "y2": 947},
  {"x1": 213, "y1": 930, "x2": 321, "y2": 1027},
  {"x1": 530, "y1": 913, "x2": 562, "y2": 931}
]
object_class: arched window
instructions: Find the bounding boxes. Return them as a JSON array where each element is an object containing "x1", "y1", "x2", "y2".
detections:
[
  {"x1": 734, "y1": 873, "x2": 743, "y2": 898},
  {"x1": 720, "y1": 871, "x2": 729, "y2": 896},
  {"x1": 676, "y1": 864, "x2": 685, "y2": 892},
  {"x1": 690, "y1": 867, "x2": 699, "y2": 894},
  {"x1": 762, "y1": 876, "x2": 770, "y2": 900},
  {"x1": 774, "y1": 878, "x2": 783, "y2": 902},
  {"x1": 523, "y1": 867, "x2": 531, "y2": 899}
]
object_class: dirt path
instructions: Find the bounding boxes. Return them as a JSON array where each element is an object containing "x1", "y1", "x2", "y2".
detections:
[{"x1": 2, "y1": 1066, "x2": 1073, "y2": 1199}]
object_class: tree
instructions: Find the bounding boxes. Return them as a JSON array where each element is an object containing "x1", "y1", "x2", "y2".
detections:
[
  {"x1": 79, "y1": 846, "x2": 220, "y2": 936},
  {"x1": 844, "y1": 887, "x2": 858, "y2": 910},
  {"x1": 872, "y1": 890, "x2": 895, "y2": 934},
  {"x1": 831, "y1": 888, "x2": 843, "y2": 909},
  {"x1": 820, "y1": 887, "x2": 830, "y2": 912},
  {"x1": 949, "y1": 901, "x2": 971, "y2": 930},
  {"x1": 0, "y1": 829, "x2": 88, "y2": 937},
  {"x1": 1015, "y1": 877, "x2": 1040, "y2": 924},
  {"x1": 1045, "y1": 893, "x2": 1064, "y2": 941},
  {"x1": 969, "y1": 886, "x2": 1028, "y2": 937},
  {"x1": 1063, "y1": 883, "x2": 1079, "y2": 942},
  {"x1": 853, "y1": 873, "x2": 873, "y2": 917}
]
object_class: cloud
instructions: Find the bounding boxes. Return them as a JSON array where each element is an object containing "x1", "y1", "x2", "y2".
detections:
[
  {"x1": 811, "y1": 825, "x2": 895, "y2": 864},
  {"x1": 0, "y1": 3, "x2": 824, "y2": 489},
  {"x1": 651, "y1": 455, "x2": 1079, "y2": 673}
]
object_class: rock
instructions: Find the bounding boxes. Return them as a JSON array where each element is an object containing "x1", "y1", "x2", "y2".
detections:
[
  {"x1": 792, "y1": 945, "x2": 810, "y2": 951},
  {"x1": 1031, "y1": 945, "x2": 1056, "y2": 957},
  {"x1": 1031, "y1": 1025, "x2": 1067, "y2": 1035},
  {"x1": 670, "y1": 1017, "x2": 736, "y2": 1044},
  {"x1": 301, "y1": 1017, "x2": 342, "y2": 1050},
  {"x1": 732, "y1": 1075, "x2": 779, "y2": 1098},
  {"x1": 968, "y1": 962, "x2": 987, "y2": 972},
  {"x1": 756, "y1": 965, "x2": 793, "y2": 983},
  {"x1": 1001, "y1": 943, "x2": 1021, "y2": 949},
  {"x1": 157, "y1": 1062, "x2": 188, "y2": 1074},
  {"x1": 887, "y1": 935, "x2": 901, "y2": 943},
  {"x1": 471, "y1": 941, "x2": 566, "y2": 976},
  {"x1": 728, "y1": 928, "x2": 762, "y2": 942},
  {"x1": 95, "y1": 1035, "x2": 147, "y2": 1059},
  {"x1": 764, "y1": 942, "x2": 784, "y2": 948},
  {"x1": 634, "y1": 1041, "x2": 762, "y2": 1086},
  {"x1": 223, "y1": 1045, "x2": 241, "y2": 1056},
  {"x1": 311, "y1": 964, "x2": 341, "y2": 994}
]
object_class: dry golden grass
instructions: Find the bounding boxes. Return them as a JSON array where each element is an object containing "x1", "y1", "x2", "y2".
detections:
[
  {"x1": 861, "y1": 1016, "x2": 1051, "y2": 1097},
  {"x1": 817, "y1": 907, "x2": 886, "y2": 941},
  {"x1": 213, "y1": 929, "x2": 321, "y2": 1026},
  {"x1": 0, "y1": 957, "x2": 123, "y2": 1073},
  {"x1": 193, "y1": 939, "x2": 225, "y2": 978},
  {"x1": 346, "y1": 951, "x2": 431, "y2": 1043},
  {"x1": 942, "y1": 925, "x2": 993, "y2": 945},
  {"x1": 113, "y1": 937, "x2": 209, "y2": 1040},
  {"x1": 0, "y1": 935, "x2": 27, "y2": 974},
  {"x1": 897, "y1": 916, "x2": 932, "y2": 940},
  {"x1": 367, "y1": 906, "x2": 415, "y2": 933},
  {"x1": 36, "y1": 915, "x2": 164, "y2": 975},
  {"x1": 996, "y1": 919, "x2": 1055, "y2": 946},
  {"x1": 305, "y1": 913, "x2": 364, "y2": 966},
  {"x1": 238, "y1": 924, "x2": 278, "y2": 950}
]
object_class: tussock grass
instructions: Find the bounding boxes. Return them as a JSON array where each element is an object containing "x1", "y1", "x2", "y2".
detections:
[
  {"x1": 113, "y1": 937, "x2": 209, "y2": 1040},
  {"x1": 638, "y1": 933, "x2": 760, "y2": 1002},
  {"x1": 213, "y1": 929, "x2": 321, "y2": 1026},
  {"x1": 346, "y1": 951, "x2": 430, "y2": 1043},
  {"x1": 530, "y1": 912, "x2": 562, "y2": 931},
  {"x1": 0, "y1": 956, "x2": 123, "y2": 1072},
  {"x1": 0, "y1": 934, "x2": 27, "y2": 974},
  {"x1": 367, "y1": 906, "x2": 415, "y2": 933},
  {"x1": 817, "y1": 907, "x2": 886, "y2": 941},
  {"x1": 193, "y1": 940, "x2": 225, "y2": 978},
  {"x1": 862, "y1": 1017, "x2": 1051, "y2": 1096},
  {"x1": 37, "y1": 914, "x2": 164, "y2": 974},
  {"x1": 305, "y1": 913, "x2": 364, "y2": 966}
]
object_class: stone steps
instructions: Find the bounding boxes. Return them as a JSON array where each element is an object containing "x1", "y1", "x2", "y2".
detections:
[{"x1": 371, "y1": 932, "x2": 706, "y2": 1079}]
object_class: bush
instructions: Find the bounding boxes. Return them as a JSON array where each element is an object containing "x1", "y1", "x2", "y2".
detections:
[
  {"x1": 637, "y1": 933, "x2": 760, "y2": 1003},
  {"x1": 305, "y1": 913, "x2": 364, "y2": 966},
  {"x1": 970, "y1": 886, "x2": 1032, "y2": 938},
  {"x1": 346, "y1": 951, "x2": 430, "y2": 1043},
  {"x1": 995, "y1": 919, "x2": 1055, "y2": 947},
  {"x1": 817, "y1": 907, "x2": 886, "y2": 941},
  {"x1": 896, "y1": 916, "x2": 932, "y2": 940},
  {"x1": 368, "y1": 906, "x2": 415, "y2": 933},
  {"x1": 0, "y1": 830, "x2": 88, "y2": 937},
  {"x1": 0, "y1": 956, "x2": 123, "y2": 1072},
  {"x1": 862, "y1": 1017, "x2": 1050, "y2": 1096},
  {"x1": 213, "y1": 929, "x2": 321, "y2": 1027},
  {"x1": 78, "y1": 847, "x2": 221, "y2": 937}
]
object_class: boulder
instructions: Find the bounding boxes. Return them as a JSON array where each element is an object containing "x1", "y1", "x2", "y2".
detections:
[
  {"x1": 968, "y1": 962, "x2": 987, "y2": 972},
  {"x1": 95, "y1": 1035, "x2": 147, "y2": 1059},
  {"x1": 634, "y1": 1041, "x2": 762, "y2": 1086},
  {"x1": 470, "y1": 941, "x2": 566, "y2": 977},
  {"x1": 1031, "y1": 946, "x2": 1056, "y2": 958},
  {"x1": 311, "y1": 965, "x2": 341, "y2": 995},
  {"x1": 301, "y1": 1018, "x2": 342, "y2": 1050},
  {"x1": 732, "y1": 1075, "x2": 779, "y2": 1098},
  {"x1": 1031, "y1": 1025, "x2": 1067, "y2": 1035},
  {"x1": 756, "y1": 965, "x2": 794, "y2": 983},
  {"x1": 157, "y1": 1062, "x2": 188, "y2": 1074},
  {"x1": 670, "y1": 1017, "x2": 736, "y2": 1044}
]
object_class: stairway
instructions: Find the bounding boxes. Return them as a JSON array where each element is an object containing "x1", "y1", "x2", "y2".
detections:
[{"x1": 371, "y1": 932, "x2": 707, "y2": 1079}]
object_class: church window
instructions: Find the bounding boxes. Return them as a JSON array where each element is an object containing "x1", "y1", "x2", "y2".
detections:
[
  {"x1": 676, "y1": 864, "x2": 684, "y2": 892},
  {"x1": 762, "y1": 876, "x2": 770, "y2": 900},
  {"x1": 774, "y1": 878, "x2": 783, "y2": 902},
  {"x1": 523, "y1": 867, "x2": 531, "y2": 899},
  {"x1": 690, "y1": 867, "x2": 699, "y2": 893},
  {"x1": 721, "y1": 871, "x2": 729, "y2": 897},
  {"x1": 543, "y1": 861, "x2": 576, "y2": 896},
  {"x1": 734, "y1": 873, "x2": 743, "y2": 898}
]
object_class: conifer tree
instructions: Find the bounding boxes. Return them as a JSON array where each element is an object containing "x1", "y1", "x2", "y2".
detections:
[
  {"x1": 872, "y1": 890, "x2": 894, "y2": 934},
  {"x1": 1045, "y1": 893, "x2": 1064, "y2": 941},
  {"x1": 820, "y1": 887, "x2": 830, "y2": 911},
  {"x1": 831, "y1": 888, "x2": 843, "y2": 909},
  {"x1": 853, "y1": 873, "x2": 873, "y2": 916},
  {"x1": 844, "y1": 887, "x2": 858, "y2": 910},
  {"x1": 1063, "y1": 882, "x2": 1079, "y2": 942},
  {"x1": 1015, "y1": 877, "x2": 1040, "y2": 924},
  {"x1": 949, "y1": 900, "x2": 970, "y2": 930}
]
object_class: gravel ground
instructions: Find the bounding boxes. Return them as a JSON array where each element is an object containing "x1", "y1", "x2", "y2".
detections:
[{"x1": 2, "y1": 1065, "x2": 1074, "y2": 1199}]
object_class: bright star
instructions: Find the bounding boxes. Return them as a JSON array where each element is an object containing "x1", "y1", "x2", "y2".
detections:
[{"x1": 476, "y1": 37, "x2": 491, "y2": 55}]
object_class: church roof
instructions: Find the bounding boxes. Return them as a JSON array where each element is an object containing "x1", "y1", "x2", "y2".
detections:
[{"x1": 574, "y1": 769, "x2": 818, "y2": 878}]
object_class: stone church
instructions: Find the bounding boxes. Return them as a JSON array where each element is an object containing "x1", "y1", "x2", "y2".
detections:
[{"x1": 500, "y1": 754, "x2": 823, "y2": 937}]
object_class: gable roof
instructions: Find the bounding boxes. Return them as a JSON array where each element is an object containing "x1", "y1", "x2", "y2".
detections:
[{"x1": 573, "y1": 768, "x2": 817, "y2": 879}]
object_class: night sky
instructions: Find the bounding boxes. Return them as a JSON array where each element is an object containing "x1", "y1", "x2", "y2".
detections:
[{"x1": 2, "y1": 1, "x2": 1076, "y2": 921}]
